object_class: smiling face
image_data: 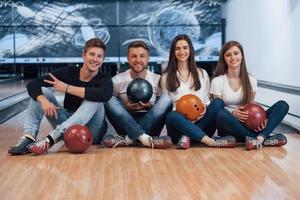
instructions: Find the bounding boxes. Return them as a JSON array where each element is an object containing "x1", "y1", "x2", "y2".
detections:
[
  {"x1": 175, "y1": 39, "x2": 190, "y2": 63},
  {"x1": 224, "y1": 45, "x2": 243, "y2": 70},
  {"x1": 127, "y1": 47, "x2": 149, "y2": 74},
  {"x1": 82, "y1": 47, "x2": 105, "y2": 73}
]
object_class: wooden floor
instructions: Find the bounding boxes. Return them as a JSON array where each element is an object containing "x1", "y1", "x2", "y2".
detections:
[{"x1": 1, "y1": 112, "x2": 300, "y2": 200}]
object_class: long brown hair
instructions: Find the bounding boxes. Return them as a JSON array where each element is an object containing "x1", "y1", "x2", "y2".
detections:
[
  {"x1": 214, "y1": 41, "x2": 253, "y2": 105},
  {"x1": 162, "y1": 34, "x2": 201, "y2": 92}
]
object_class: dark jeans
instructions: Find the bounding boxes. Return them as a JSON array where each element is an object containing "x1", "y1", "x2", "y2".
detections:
[
  {"x1": 166, "y1": 98, "x2": 224, "y2": 144},
  {"x1": 216, "y1": 100, "x2": 289, "y2": 142},
  {"x1": 105, "y1": 94, "x2": 173, "y2": 141}
]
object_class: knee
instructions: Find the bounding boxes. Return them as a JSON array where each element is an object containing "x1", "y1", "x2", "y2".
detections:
[
  {"x1": 104, "y1": 96, "x2": 121, "y2": 110},
  {"x1": 41, "y1": 87, "x2": 55, "y2": 98},
  {"x1": 166, "y1": 111, "x2": 180, "y2": 124},
  {"x1": 81, "y1": 100, "x2": 99, "y2": 108},
  {"x1": 154, "y1": 94, "x2": 173, "y2": 110},
  {"x1": 95, "y1": 102, "x2": 105, "y2": 113},
  {"x1": 216, "y1": 109, "x2": 230, "y2": 123},
  {"x1": 276, "y1": 100, "x2": 289, "y2": 113},
  {"x1": 210, "y1": 98, "x2": 225, "y2": 110}
]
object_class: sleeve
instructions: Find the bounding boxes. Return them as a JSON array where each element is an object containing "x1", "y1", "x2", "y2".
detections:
[
  {"x1": 84, "y1": 74, "x2": 113, "y2": 102},
  {"x1": 152, "y1": 73, "x2": 162, "y2": 97},
  {"x1": 159, "y1": 73, "x2": 168, "y2": 94},
  {"x1": 111, "y1": 75, "x2": 121, "y2": 96},
  {"x1": 201, "y1": 70, "x2": 211, "y2": 106},
  {"x1": 210, "y1": 77, "x2": 222, "y2": 96},
  {"x1": 26, "y1": 67, "x2": 68, "y2": 101}
]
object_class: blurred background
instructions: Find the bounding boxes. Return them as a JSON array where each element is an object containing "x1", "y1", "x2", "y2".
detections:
[{"x1": 0, "y1": 0, "x2": 299, "y2": 132}]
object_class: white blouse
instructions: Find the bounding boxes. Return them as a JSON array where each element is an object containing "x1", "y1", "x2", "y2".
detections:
[
  {"x1": 210, "y1": 74, "x2": 257, "y2": 110},
  {"x1": 161, "y1": 68, "x2": 211, "y2": 110}
]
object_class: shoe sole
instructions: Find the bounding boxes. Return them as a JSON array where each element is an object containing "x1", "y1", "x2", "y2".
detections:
[{"x1": 8, "y1": 150, "x2": 30, "y2": 155}]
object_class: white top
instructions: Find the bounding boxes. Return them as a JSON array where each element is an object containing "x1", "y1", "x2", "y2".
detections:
[
  {"x1": 112, "y1": 69, "x2": 161, "y2": 105},
  {"x1": 210, "y1": 74, "x2": 257, "y2": 109},
  {"x1": 160, "y1": 68, "x2": 210, "y2": 110}
]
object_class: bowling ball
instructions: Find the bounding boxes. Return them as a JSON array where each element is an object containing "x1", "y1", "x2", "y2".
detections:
[
  {"x1": 243, "y1": 103, "x2": 267, "y2": 130},
  {"x1": 127, "y1": 78, "x2": 153, "y2": 103},
  {"x1": 64, "y1": 124, "x2": 93, "y2": 153},
  {"x1": 176, "y1": 94, "x2": 205, "y2": 121}
]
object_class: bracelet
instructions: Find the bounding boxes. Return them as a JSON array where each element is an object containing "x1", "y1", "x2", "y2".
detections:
[{"x1": 65, "y1": 84, "x2": 69, "y2": 93}]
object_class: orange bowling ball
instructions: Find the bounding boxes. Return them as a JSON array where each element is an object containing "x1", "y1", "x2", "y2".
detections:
[
  {"x1": 176, "y1": 94, "x2": 205, "y2": 121},
  {"x1": 243, "y1": 103, "x2": 267, "y2": 130},
  {"x1": 64, "y1": 124, "x2": 93, "y2": 153}
]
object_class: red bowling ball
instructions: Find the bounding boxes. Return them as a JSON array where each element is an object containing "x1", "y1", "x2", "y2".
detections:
[
  {"x1": 243, "y1": 103, "x2": 267, "y2": 130},
  {"x1": 176, "y1": 94, "x2": 205, "y2": 121},
  {"x1": 64, "y1": 124, "x2": 93, "y2": 153}
]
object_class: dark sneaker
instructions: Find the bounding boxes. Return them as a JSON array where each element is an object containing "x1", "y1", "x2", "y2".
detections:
[
  {"x1": 263, "y1": 133, "x2": 287, "y2": 147},
  {"x1": 212, "y1": 135, "x2": 236, "y2": 148},
  {"x1": 28, "y1": 137, "x2": 52, "y2": 155},
  {"x1": 150, "y1": 135, "x2": 172, "y2": 149},
  {"x1": 245, "y1": 136, "x2": 263, "y2": 150},
  {"x1": 102, "y1": 135, "x2": 128, "y2": 148},
  {"x1": 177, "y1": 135, "x2": 191, "y2": 149},
  {"x1": 8, "y1": 134, "x2": 35, "y2": 155}
]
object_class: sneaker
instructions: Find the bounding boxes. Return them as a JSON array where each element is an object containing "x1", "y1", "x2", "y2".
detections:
[
  {"x1": 177, "y1": 135, "x2": 191, "y2": 149},
  {"x1": 150, "y1": 135, "x2": 172, "y2": 149},
  {"x1": 212, "y1": 135, "x2": 236, "y2": 148},
  {"x1": 245, "y1": 136, "x2": 263, "y2": 150},
  {"x1": 263, "y1": 133, "x2": 287, "y2": 147},
  {"x1": 8, "y1": 134, "x2": 35, "y2": 155},
  {"x1": 102, "y1": 135, "x2": 128, "y2": 148},
  {"x1": 27, "y1": 137, "x2": 52, "y2": 155}
]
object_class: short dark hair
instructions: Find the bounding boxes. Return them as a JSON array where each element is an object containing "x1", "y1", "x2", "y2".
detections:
[
  {"x1": 127, "y1": 41, "x2": 149, "y2": 54},
  {"x1": 83, "y1": 38, "x2": 106, "y2": 54}
]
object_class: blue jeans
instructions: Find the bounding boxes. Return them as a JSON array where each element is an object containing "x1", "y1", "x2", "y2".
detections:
[
  {"x1": 23, "y1": 87, "x2": 107, "y2": 144},
  {"x1": 216, "y1": 100, "x2": 289, "y2": 142},
  {"x1": 166, "y1": 98, "x2": 224, "y2": 144},
  {"x1": 104, "y1": 94, "x2": 173, "y2": 141}
]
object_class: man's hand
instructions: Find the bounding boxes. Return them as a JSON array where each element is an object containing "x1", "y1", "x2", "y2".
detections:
[
  {"x1": 138, "y1": 101, "x2": 152, "y2": 110},
  {"x1": 44, "y1": 73, "x2": 68, "y2": 93},
  {"x1": 124, "y1": 100, "x2": 151, "y2": 111},
  {"x1": 37, "y1": 95, "x2": 60, "y2": 119}
]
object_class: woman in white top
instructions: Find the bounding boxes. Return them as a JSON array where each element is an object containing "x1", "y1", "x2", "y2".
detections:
[
  {"x1": 160, "y1": 34, "x2": 236, "y2": 149},
  {"x1": 210, "y1": 41, "x2": 289, "y2": 150}
]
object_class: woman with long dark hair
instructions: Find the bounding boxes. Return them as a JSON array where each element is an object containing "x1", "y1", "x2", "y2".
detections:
[
  {"x1": 211, "y1": 40, "x2": 289, "y2": 150},
  {"x1": 160, "y1": 34, "x2": 236, "y2": 149}
]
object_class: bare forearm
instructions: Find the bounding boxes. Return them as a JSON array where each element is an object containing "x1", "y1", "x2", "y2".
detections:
[{"x1": 66, "y1": 85, "x2": 85, "y2": 98}]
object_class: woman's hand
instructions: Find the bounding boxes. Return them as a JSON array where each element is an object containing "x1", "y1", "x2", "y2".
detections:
[
  {"x1": 232, "y1": 106, "x2": 248, "y2": 123},
  {"x1": 254, "y1": 119, "x2": 268, "y2": 132}
]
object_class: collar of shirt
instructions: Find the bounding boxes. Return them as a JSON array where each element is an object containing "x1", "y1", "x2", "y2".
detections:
[{"x1": 176, "y1": 71, "x2": 193, "y2": 86}]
